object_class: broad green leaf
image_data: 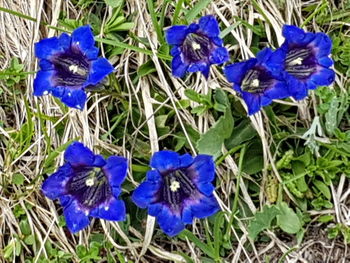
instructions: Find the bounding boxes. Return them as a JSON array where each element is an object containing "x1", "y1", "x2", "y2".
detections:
[
  {"x1": 225, "y1": 119, "x2": 257, "y2": 149},
  {"x1": 276, "y1": 202, "x2": 302, "y2": 234},
  {"x1": 291, "y1": 161, "x2": 308, "y2": 193},
  {"x1": 248, "y1": 205, "x2": 280, "y2": 240},
  {"x1": 12, "y1": 173, "x2": 24, "y2": 185},
  {"x1": 197, "y1": 106, "x2": 234, "y2": 158},
  {"x1": 137, "y1": 60, "x2": 156, "y2": 77},
  {"x1": 241, "y1": 141, "x2": 263, "y2": 174},
  {"x1": 104, "y1": 0, "x2": 123, "y2": 7},
  {"x1": 313, "y1": 179, "x2": 331, "y2": 199},
  {"x1": 184, "y1": 89, "x2": 202, "y2": 103}
]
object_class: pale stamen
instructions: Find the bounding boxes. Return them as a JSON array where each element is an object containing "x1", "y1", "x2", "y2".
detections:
[{"x1": 170, "y1": 180, "x2": 181, "y2": 192}]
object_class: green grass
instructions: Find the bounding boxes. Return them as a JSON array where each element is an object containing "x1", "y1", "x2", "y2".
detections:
[{"x1": 0, "y1": 0, "x2": 350, "y2": 262}]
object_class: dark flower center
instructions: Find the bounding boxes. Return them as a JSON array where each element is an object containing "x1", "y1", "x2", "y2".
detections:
[
  {"x1": 241, "y1": 67, "x2": 275, "y2": 94},
  {"x1": 66, "y1": 167, "x2": 112, "y2": 209},
  {"x1": 285, "y1": 47, "x2": 316, "y2": 80},
  {"x1": 182, "y1": 33, "x2": 213, "y2": 63},
  {"x1": 161, "y1": 169, "x2": 196, "y2": 207},
  {"x1": 51, "y1": 46, "x2": 90, "y2": 87}
]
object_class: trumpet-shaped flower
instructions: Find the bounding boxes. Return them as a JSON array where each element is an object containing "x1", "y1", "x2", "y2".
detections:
[
  {"x1": 132, "y1": 150, "x2": 220, "y2": 236},
  {"x1": 34, "y1": 25, "x2": 114, "y2": 109},
  {"x1": 266, "y1": 25, "x2": 335, "y2": 100},
  {"x1": 166, "y1": 15, "x2": 229, "y2": 78},
  {"x1": 224, "y1": 48, "x2": 289, "y2": 115},
  {"x1": 42, "y1": 142, "x2": 127, "y2": 233}
]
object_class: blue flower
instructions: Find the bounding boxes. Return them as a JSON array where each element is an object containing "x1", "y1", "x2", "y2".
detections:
[
  {"x1": 132, "y1": 150, "x2": 220, "y2": 237},
  {"x1": 166, "y1": 15, "x2": 229, "y2": 78},
  {"x1": 266, "y1": 25, "x2": 335, "y2": 100},
  {"x1": 34, "y1": 25, "x2": 114, "y2": 110},
  {"x1": 224, "y1": 48, "x2": 289, "y2": 115},
  {"x1": 42, "y1": 142, "x2": 127, "y2": 233}
]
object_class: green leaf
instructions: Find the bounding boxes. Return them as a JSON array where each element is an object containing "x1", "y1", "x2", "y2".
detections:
[
  {"x1": 241, "y1": 141, "x2": 263, "y2": 174},
  {"x1": 20, "y1": 219, "x2": 31, "y2": 235},
  {"x1": 104, "y1": 0, "x2": 123, "y2": 7},
  {"x1": 185, "y1": 0, "x2": 212, "y2": 22},
  {"x1": 276, "y1": 202, "x2": 302, "y2": 234},
  {"x1": 184, "y1": 89, "x2": 202, "y2": 103},
  {"x1": 12, "y1": 173, "x2": 24, "y2": 185},
  {"x1": 197, "y1": 106, "x2": 234, "y2": 158},
  {"x1": 313, "y1": 179, "x2": 331, "y2": 199},
  {"x1": 248, "y1": 205, "x2": 280, "y2": 240},
  {"x1": 24, "y1": 235, "x2": 35, "y2": 245},
  {"x1": 179, "y1": 230, "x2": 215, "y2": 259},
  {"x1": 137, "y1": 60, "x2": 156, "y2": 77},
  {"x1": 225, "y1": 119, "x2": 257, "y2": 149}
]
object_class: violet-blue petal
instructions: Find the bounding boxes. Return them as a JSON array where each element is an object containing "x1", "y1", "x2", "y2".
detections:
[
  {"x1": 41, "y1": 163, "x2": 73, "y2": 199},
  {"x1": 64, "y1": 142, "x2": 95, "y2": 167},
  {"x1": 181, "y1": 205, "x2": 194, "y2": 224},
  {"x1": 33, "y1": 70, "x2": 54, "y2": 96},
  {"x1": 157, "y1": 206, "x2": 185, "y2": 237},
  {"x1": 103, "y1": 156, "x2": 128, "y2": 188},
  {"x1": 150, "y1": 150, "x2": 181, "y2": 173},
  {"x1": 310, "y1": 68, "x2": 335, "y2": 86},
  {"x1": 209, "y1": 47, "x2": 229, "y2": 64},
  {"x1": 256, "y1": 48, "x2": 273, "y2": 63},
  {"x1": 198, "y1": 15, "x2": 220, "y2": 37},
  {"x1": 63, "y1": 200, "x2": 90, "y2": 233},
  {"x1": 39, "y1": 59, "x2": 54, "y2": 71},
  {"x1": 171, "y1": 55, "x2": 188, "y2": 78},
  {"x1": 89, "y1": 197, "x2": 126, "y2": 221},
  {"x1": 311, "y1": 33, "x2": 332, "y2": 58},
  {"x1": 197, "y1": 181, "x2": 215, "y2": 196},
  {"x1": 60, "y1": 88, "x2": 87, "y2": 110},
  {"x1": 224, "y1": 59, "x2": 256, "y2": 84},
  {"x1": 318, "y1": 56, "x2": 333, "y2": 68},
  {"x1": 264, "y1": 81, "x2": 289, "y2": 100},
  {"x1": 146, "y1": 170, "x2": 162, "y2": 182},
  {"x1": 189, "y1": 194, "x2": 220, "y2": 219},
  {"x1": 58, "y1": 33, "x2": 71, "y2": 50},
  {"x1": 179, "y1": 153, "x2": 194, "y2": 168},
  {"x1": 71, "y1": 25, "x2": 95, "y2": 54},
  {"x1": 148, "y1": 203, "x2": 163, "y2": 217},
  {"x1": 287, "y1": 77, "x2": 308, "y2": 100},
  {"x1": 132, "y1": 181, "x2": 160, "y2": 208},
  {"x1": 282, "y1": 25, "x2": 306, "y2": 43},
  {"x1": 166, "y1": 25, "x2": 188, "y2": 45},
  {"x1": 92, "y1": 154, "x2": 106, "y2": 167},
  {"x1": 188, "y1": 154, "x2": 215, "y2": 183},
  {"x1": 35, "y1": 37, "x2": 64, "y2": 59},
  {"x1": 86, "y1": 57, "x2": 114, "y2": 86},
  {"x1": 242, "y1": 92, "x2": 261, "y2": 115}
]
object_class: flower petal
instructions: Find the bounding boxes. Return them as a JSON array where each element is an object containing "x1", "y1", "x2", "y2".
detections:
[
  {"x1": 64, "y1": 142, "x2": 95, "y2": 167},
  {"x1": 209, "y1": 47, "x2": 229, "y2": 64},
  {"x1": 157, "y1": 206, "x2": 185, "y2": 237},
  {"x1": 86, "y1": 58, "x2": 114, "y2": 86},
  {"x1": 89, "y1": 197, "x2": 126, "y2": 221},
  {"x1": 256, "y1": 48, "x2": 273, "y2": 63},
  {"x1": 311, "y1": 33, "x2": 332, "y2": 58},
  {"x1": 35, "y1": 37, "x2": 65, "y2": 59},
  {"x1": 41, "y1": 163, "x2": 73, "y2": 199},
  {"x1": 242, "y1": 92, "x2": 261, "y2": 115},
  {"x1": 71, "y1": 25, "x2": 95, "y2": 55},
  {"x1": 264, "y1": 81, "x2": 289, "y2": 100},
  {"x1": 181, "y1": 205, "x2": 194, "y2": 224},
  {"x1": 188, "y1": 194, "x2": 220, "y2": 219},
  {"x1": 146, "y1": 170, "x2": 162, "y2": 182},
  {"x1": 33, "y1": 70, "x2": 55, "y2": 96},
  {"x1": 318, "y1": 56, "x2": 333, "y2": 68},
  {"x1": 165, "y1": 25, "x2": 188, "y2": 45},
  {"x1": 196, "y1": 182, "x2": 215, "y2": 196},
  {"x1": 60, "y1": 88, "x2": 87, "y2": 110},
  {"x1": 63, "y1": 199, "x2": 90, "y2": 233},
  {"x1": 286, "y1": 76, "x2": 308, "y2": 100},
  {"x1": 148, "y1": 203, "x2": 163, "y2": 217},
  {"x1": 198, "y1": 15, "x2": 220, "y2": 37},
  {"x1": 310, "y1": 68, "x2": 335, "y2": 86},
  {"x1": 103, "y1": 156, "x2": 128, "y2": 197},
  {"x1": 171, "y1": 55, "x2": 189, "y2": 78},
  {"x1": 282, "y1": 25, "x2": 306, "y2": 43},
  {"x1": 187, "y1": 155, "x2": 215, "y2": 184},
  {"x1": 132, "y1": 181, "x2": 161, "y2": 208},
  {"x1": 39, "y1": 59, "x2": 54, "y2": 71},
  {"x1": 224, "y1": 59, "x2": 256, "y2": 84},
  {"x1": 150, "y1": 150, "x2": 183, "y2": 173}
]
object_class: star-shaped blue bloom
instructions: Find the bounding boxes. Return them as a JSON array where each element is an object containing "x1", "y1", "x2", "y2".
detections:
[
  {"x1": 132, "y1": 150, "x2": 220, "y2": 237},
  {"x1": 166, "y1": 15, "x2": 229, "y2": 78},
  {"x1": 34, "y1": 25, "x2": 114, "y2": 110},
  {"x1": 42, "y1": 142, "x2": 127, "y2": 233},
  {"x1": 266, "y1": 25, "x2": 335, "y2": 100},
  {"x1": 224, "y1": 48, "x2": 289, "y2": 115}
]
